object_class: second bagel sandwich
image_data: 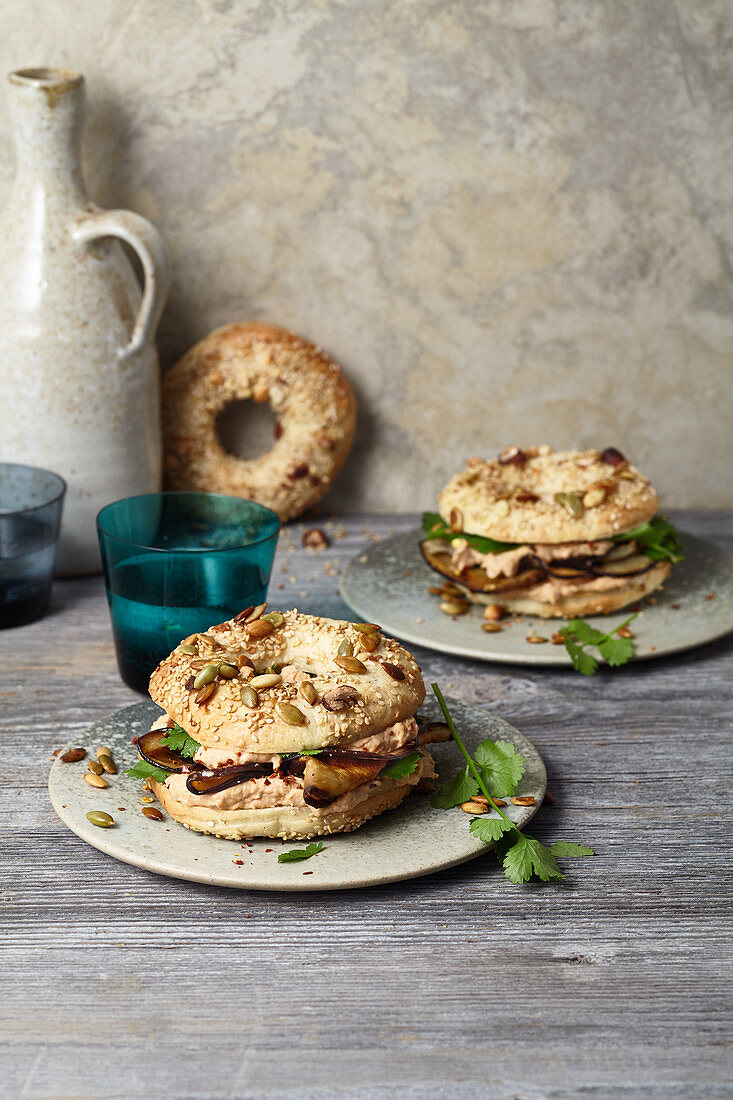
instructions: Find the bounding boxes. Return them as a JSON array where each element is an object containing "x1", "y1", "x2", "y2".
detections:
[{"x1": 128, "y1": 608, "x2": 446, "y2": 840}]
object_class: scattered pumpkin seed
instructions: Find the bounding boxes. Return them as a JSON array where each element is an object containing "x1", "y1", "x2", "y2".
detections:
[
  {"x1": 481, "y1": 622, "x2": 502, "y2": 633},
  {"x1": 193, "y1": 663, "x2": 219, "y2": 689},
  {"x1": 60, "y1": 747, "x2": 85, "y2": 763},
  {"x1": 510, "y1": 796, "x2": 536, "y2": 806},
  {"x1": 141, "y1": 795, "x2": 155, "y2": 803},
  {"x1": 142, "y1": 806, "x2": 164, "y2": 821},
  {"x1": 217, "y1": 662, "x2": 239, "y2": 680},
  {"x1": 250, "y1": 673, "x2": 281, "y2": 689},
  {"x1": 337, "y1": 637, "x2": 353, "y2": 657},
  {"x1": 526, "y1": 635, "x2": 548, "y2": 644},
  {"x1": 86, "y1": 810, "x2": 114, "y2": 828},
  {"x1": 195, "y1": 682, "x2": 216, "y2": 705},
  {"x1": 99, "y1": 753, "x2": 117, "y2": 774},
  {"x1": 298, "y1": 680, "x2": 318, "y2": 705},
  {"x1": 334, "y1": 655, "x2": 367, "y2": 673},
  {"x1": 353, "y1": 622, "x2": 380, "y2": 634},
  {"x1": 359, "y1": 633, "x2": 379, "y2": 652},
  {"x1": 88, "y1": 760, "x2": 104, "y2": 775},
  {"x1": 180, "y1": 642, "x2": 198, "y2": 655},
  {"x1": 440, "y1": 599, "x2": 470, "y2": 616},
  {"x1": 277, "y1": 702, "x2": 306, "y2": 726},
  {"x1": 96, "y1": 745, "x2": 111, "y2": 760},
  {"x1": 84, "y1": 773, "x2": 108, "y2": 789},
  {"x1": 240, "y1": 685, "x2": 259, "y2": 708},
  {"x1": 247, "y1": 619, "x2": 274, "y2": 639},
  {"x1": 381, "y1": 662, "x2": 405, "y2": 681},
  {"x1": 460, "y1": 801, "x2": 488, "y2": 814},
  {"x1": 262, "y1": 611, "x2": 284, "y2": 627}
]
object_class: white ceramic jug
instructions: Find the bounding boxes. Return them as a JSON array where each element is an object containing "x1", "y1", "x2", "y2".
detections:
[{"x1": 0, "y1": 68, "x2": 169, "y2": 575}]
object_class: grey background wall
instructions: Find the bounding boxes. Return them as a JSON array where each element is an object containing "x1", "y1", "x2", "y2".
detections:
[{"x1": 1, "y1": 0, "x2": 731, "y2": 509}]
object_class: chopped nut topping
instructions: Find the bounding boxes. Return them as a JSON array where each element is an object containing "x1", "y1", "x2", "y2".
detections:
[
  {"x1": 498, "y1": 445, "x2": 527, "y2": 466},
  {"x1": 321, "y1": 685, "x2": 360, "y2": 711}
]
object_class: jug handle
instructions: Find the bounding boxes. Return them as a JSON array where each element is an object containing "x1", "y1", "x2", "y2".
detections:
[{"x1": 73, "y1": 210, "x2": 170, "y2": 360}]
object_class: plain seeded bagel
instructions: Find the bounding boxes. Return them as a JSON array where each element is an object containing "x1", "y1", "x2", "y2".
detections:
[
  {"x1": 149, "y1": 609, "x2": 426, "y2": 755},
  {"x1": 162, "y1": 322, "x2": 357, "y2": 521},
  {"x1": 151, "y1": 774, "x2": 419, "y2": 841},
  {"x1": 456, "y1": 560, "x2": 670, "y2": 618},
  {"x1": 439, "y1": 446, "x2": 659, "y2": 544}
]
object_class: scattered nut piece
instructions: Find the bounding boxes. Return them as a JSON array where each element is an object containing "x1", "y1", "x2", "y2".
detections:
[
  {"x1": 498, "y1": 445, "x2": 526, "y2": 466},
  {"x1": 582, "y1": 487, "x2": 606, "y2": 509},
  {"x1": 483, "y1": 604, "x2": 505, "y2": 621},
  {"x1": 551, "y1": 633, "x2": 565, "y2": 644},
  {"x1": 510, "y1": 796, "x2": 536, "y2": 806},
  {"x1": 526, "y1": 634, "x2": 548, "y2": 644},
  {"x1": 616, "y1": 625, "x2": 634, "y2": 639},
  {"x1": 440, "y1": 599, "x2": 470, "y2": 616},
  {"x1": 302, "y1": 527, "x2": 330, "y2": 550},
  {"x1": 60, "y1": 748, "x2": 86, "y2": 763}
]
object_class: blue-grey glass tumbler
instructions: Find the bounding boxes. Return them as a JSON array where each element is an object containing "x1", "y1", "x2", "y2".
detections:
[
  {"x1": 0, "y1": 462, "x2": 66, "y2": 628},
  {"x1": 97, "y1": 492, "x2": 280, "y2": 693}
]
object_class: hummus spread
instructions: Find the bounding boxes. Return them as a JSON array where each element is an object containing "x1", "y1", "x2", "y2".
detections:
[{"x1": 449, "y1": 538, "x2": 615, "y2": 579}]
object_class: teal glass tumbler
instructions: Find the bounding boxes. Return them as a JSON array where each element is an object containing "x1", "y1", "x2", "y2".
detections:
[
  {"x1": 0, "y1": 462, "x2": 66, "y2": 628},
  {"x1": 97, "y1": 492, "x2": 280, "y2": 693}
]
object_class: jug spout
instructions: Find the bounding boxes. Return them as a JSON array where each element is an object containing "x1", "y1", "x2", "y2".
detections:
[{"x1": 8, "y1": 68, "x2": 86, "y2": 204}]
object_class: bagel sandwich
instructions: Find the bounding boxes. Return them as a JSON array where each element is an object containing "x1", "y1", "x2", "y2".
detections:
[
  {"x1": 422, "y1": 446, "x2": 683, "y2": 619},
  {"x1": 127, "y1": 608, "x2": 448, "y2": 840}
]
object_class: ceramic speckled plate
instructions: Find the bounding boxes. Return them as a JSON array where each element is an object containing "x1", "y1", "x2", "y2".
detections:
[
  {"x1": 340, "y1": 531, "x2": 733, "y2": 667},
  {"x1": 48, "y1": 698, "x2": 546, "y2": 891}
]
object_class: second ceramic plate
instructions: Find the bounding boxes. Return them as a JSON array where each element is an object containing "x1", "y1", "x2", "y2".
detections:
[{"x1": 340, "y1": 530, "x2": 733, "y2": 666}]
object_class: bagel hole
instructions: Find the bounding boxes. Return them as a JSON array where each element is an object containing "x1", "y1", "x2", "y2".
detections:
[{"x1": 216, "y1": 400, "x2": 281, "y2": 461}]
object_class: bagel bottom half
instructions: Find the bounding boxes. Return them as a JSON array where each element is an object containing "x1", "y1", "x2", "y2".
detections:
[
  {"x1": 152, "y1": 775, "x2": 418, "y2": 841},
  {"x1": 455, "y1": 560, "x2": 670, "y2": 618}
]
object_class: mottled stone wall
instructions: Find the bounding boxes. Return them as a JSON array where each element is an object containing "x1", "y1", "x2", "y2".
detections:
[{"x1": 1, "y1": 1, "x2": 731, "y2": 508}]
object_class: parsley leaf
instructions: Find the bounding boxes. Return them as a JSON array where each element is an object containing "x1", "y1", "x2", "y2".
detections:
[
  {"x1": 469, "y1": 816, "x2": 514, "y2": 843},
  {"x1": 502, "y1": 835, "x2": 565, "y2": 884},
  {"x1": 559, "y1": 613, "x2": 638, "y2": 675},
  {"x1": 474, "y1": 739, "x2": 526, "y2": 796},
  {"x1": 381, "y1": 751, "x2": 421, "y2": 780},
  {"x1": 422, "y1": 512, "x2": 520, "y2": 555},
  {"x1": 549, "y1": 841, "x2": 595, "y2": 858},
  {"x1": 124, "y1": 759, "x2": 171, "y2": 784},
  {"x1": 431, "y1": 765, "x2": 479, "y2": 809},
  {"x1": 160, "y1": 724, "x2": 200, "y2": 759},
  {"x1": 431, "y1": 684, "x2": 594, "y2": 886},
  {"x1": 614, "y1": 515, "x2": 684, "y2": 563},
  {"x1": 277, "y1": 841, "x2": 324, "y2": 863}
]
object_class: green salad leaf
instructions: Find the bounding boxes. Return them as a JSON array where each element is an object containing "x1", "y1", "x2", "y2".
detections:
[
  {"x1": 422, "y1": 512, "x2": 520, "y2": 555},
  {"x1": 277, "y1": 841, "x2": 324, "y2": 863},
  {"x1": 124, "y1": 759, "x2": 171, "y2": 784},
  {"x1": 381, "y1": 751, "x2": 421, "y2": 780},
  {"x1": 614, "y1": 516, "x2": 684, "y2": 563}
]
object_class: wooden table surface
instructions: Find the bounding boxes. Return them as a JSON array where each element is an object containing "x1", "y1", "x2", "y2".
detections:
[{"x1": 2, "y1": 511, "x2": 731, "y2": 1099}]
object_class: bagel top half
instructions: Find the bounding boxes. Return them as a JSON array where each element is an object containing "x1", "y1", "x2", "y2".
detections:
[
  {"x1": 149, "y1": 610, "x2": 425, "y2": 756},
  {"x1": 438, "y1": 446, "x2": 659, "y2": 544}
]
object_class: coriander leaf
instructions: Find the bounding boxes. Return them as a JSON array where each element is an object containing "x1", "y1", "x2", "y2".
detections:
[
  {"x1": 161, "y1": 724, "x2": 200, "y2": 759},
  {"x1": 124, "y1": 759, "x2": 171, "y2": 784},
  {"x1": 598, "y1": 635, "x2": 635, "y2": 667},
  {"x1": 421, "y1": 512, "x2": 519, "y2": 555},
  {"x1": 561, "y1": 634, "x2": 598, "y2": 676},
  {"x1": 381, "y1": 751, "x2": 421, "y2": 780},
  {"x1": 298, "y1": 748, "x2": 323, "y2": 757},
  {"x1": 277, "y1": 841, "x2": 323, "y2": 863},
  {"x1": 474, "y1": 738, "x2": 526, "y2": 796},
  {"x1": 502, "y1": 835, "x2": 565, "y2": 884},
  {"x1": 469, "y1": 816, "x2": 515, "y2": 843},
  {"x1": 548, "y1": 841, "x2": 594, "y2": 858},
  {"x1": 563, "y1": 619, "x2": 606, "y2": 646},
  {"x1": 430, "y1": 766, "x2": 479, "y2": 809}
]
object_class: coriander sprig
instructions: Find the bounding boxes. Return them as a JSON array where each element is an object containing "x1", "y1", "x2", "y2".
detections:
[
  {"x1": 559, "y1": 612, "x2": 638, "y2": 675},
  {"x1": 431, "y1": 684, "x2": 593, "y2": 884}
]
